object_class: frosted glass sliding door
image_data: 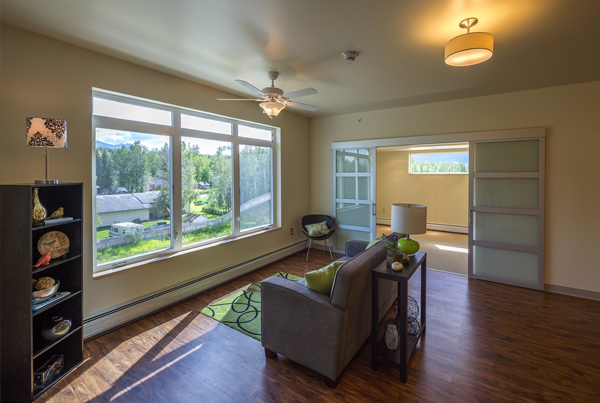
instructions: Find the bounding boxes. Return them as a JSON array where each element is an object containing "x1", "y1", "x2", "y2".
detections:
[
  {"x1": 469, "y1": 139, "x2": 545, "y2": 289},
  {"x1": 333, "y1": 148, "x2": 376, "y2": 251}
]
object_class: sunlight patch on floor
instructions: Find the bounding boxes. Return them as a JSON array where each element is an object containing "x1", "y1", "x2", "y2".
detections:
[
  {"x1": 109, "y1": 343, "x2": 204, "y2": 401},
  {"x1": 435, "y1": 244, "x2": 468, "y2": 254}
]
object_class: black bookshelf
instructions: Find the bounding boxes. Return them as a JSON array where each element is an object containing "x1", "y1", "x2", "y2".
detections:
[{"x1": 1, "y1": 183, "x2": 83, "y2": 402}]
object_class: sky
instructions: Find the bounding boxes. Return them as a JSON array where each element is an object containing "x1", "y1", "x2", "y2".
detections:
[{"x1": 96, "y1": 129, "x2": 228, "y2": 155}]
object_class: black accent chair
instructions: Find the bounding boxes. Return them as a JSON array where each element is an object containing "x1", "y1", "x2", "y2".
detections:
[{"x1": 301, "y1": 214, "x2": 335, "y2": 262}]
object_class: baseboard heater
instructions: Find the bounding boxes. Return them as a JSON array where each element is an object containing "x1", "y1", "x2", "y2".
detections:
[{"x1": 83, "y1": 240, "x2": 306, "y2": 340}]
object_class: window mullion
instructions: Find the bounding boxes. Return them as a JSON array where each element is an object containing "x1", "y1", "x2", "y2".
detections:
[
  {"x1": 172, "y1": 113, "x2": 183, "y2": 250},
  {"x1": 232, "y1": 124, "x2": 241, "y2": 236}
]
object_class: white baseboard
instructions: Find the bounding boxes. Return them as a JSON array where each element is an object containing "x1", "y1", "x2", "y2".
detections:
[
  {"x1": 83, "y1": 241, "x2": 306, "y2": 340},
  {"x1": 376, "y1": 218, "x2": 468, "y2": 234}
]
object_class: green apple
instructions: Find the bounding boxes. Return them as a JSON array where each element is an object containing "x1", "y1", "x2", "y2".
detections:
[{"x1": 398, "y1": 238, "x2": 420, "y2": 255}]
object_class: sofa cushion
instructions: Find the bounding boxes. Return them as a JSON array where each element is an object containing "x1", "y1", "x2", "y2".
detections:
[{"x1": 305, "y1": 261, "x2": 345, "y2": 295}]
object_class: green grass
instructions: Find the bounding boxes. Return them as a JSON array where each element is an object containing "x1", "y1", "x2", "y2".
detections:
[
  {"x1": 97, "y1": 220, "x2": 232, "y2": 264},
  {"x1": 182, "y1": 221, "x2": 231, "y2": 245},
  {"x1": 97, "y1": 238, "x2": 171, "y2": 264}
]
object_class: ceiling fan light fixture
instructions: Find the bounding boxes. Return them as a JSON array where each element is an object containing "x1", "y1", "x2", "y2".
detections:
[
  {"x1": 445, "y1": 18, "x2": 494, "y2": 67},
  {"x1": 259, "y1": 100, "x2": 285, "y2": 119}
]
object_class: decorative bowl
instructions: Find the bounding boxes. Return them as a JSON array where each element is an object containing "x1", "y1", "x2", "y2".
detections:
[
  {"x1": 41, "y1": 316, "x2": 72, "y2": 340},
  {"x1": 32, "y1": 281, "x2": 60, "y2": 304}
]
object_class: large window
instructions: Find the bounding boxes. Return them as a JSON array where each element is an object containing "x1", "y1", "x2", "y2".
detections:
[{"x1": 93, "y1": 90, "x2": 276, "y2": 273}]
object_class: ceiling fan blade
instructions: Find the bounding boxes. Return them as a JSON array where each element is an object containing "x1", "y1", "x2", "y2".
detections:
[
  {"x1": 285, "y1": 101, "x2": 319, "y2": 112},
  {"x1": 284, "y1": 88, "x2": 318, "y2": 99},
  {"x1": 217, "y1": 98, "x2": 263, "y2": 101},
  {"x1": 235, "y1": 79, "x2": 266, "y2": 97}
]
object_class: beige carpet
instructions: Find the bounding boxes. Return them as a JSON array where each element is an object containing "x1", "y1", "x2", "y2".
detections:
[{"x1": 377, "y1": 225, "x2": 468, "y2": 275}]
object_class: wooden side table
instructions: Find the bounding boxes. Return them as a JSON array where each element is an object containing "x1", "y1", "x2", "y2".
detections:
[{"x1": 371, "y1": 250, "x2": 426, "y2": 382}]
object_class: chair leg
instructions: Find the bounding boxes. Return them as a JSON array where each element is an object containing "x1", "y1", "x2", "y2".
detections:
[
  {"x1": 325, "y1": 239, "x2": 333, "y2": 260},
  {"x1": 264, "y1": 348, "x2": 277, "y2": 359},
  {"x1": 306, "y1": 239, "x2": 312, "y2": 262}
]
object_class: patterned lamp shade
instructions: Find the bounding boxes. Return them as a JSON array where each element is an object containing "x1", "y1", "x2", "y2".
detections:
[
  {"x1": 26, "y1": 117, "x2": 67, "y2": 184},
  {"x1": 26, "y1": 118, "x2": 67, "y2": 148}
]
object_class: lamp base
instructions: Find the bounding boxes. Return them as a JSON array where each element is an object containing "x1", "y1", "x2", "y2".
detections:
[
  {"x1": 398, "y1": 237, "x2": 420, "y2": 255},
  {"x1": 35, "y1": 179, "x2": 59, "y2": 184}
]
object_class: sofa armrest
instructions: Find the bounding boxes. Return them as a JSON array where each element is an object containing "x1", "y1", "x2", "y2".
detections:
[
  {"x1": 345, "y1": 239, "x2": 369, "y2": 258},
  {"x1": 261, "y1": 276, "x2": 348, "y2": 381}
]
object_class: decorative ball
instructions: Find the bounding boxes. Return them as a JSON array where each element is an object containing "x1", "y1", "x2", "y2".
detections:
[
  {"x1": 407, "y1": 317, "x2": 420, "y2": 337},
  {"x1": 407, "y1": 295, "x2": 420, "y2": 319},
  {"x1": 391, "y1": 261, "x2": 403, "y2": 271},
  {"x1": 41, "y1": 316, "x2": 72, "y2": 340},
  {"x1": 398, "y1": 238, "x2": 420, "y2": 255},
  {"x1": 35, "y1": 277, "x2": 55, "y2": 290}
]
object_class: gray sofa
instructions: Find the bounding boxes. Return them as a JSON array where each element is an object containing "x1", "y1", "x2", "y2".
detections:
[{"x1": 261, "y1": 239, "x2": 397, "y2": 387}]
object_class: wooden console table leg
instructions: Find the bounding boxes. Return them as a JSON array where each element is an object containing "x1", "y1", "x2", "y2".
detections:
[
  {"x1": 371, "y1": 274, "x2": 379, "y2": 370},
  {"x1": 399, "y1": 279, "x2": 408, "y2": 383}
]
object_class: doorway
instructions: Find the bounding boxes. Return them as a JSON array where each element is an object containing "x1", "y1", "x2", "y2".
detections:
[
  {"x1": 375, "y1": 142, "x2": 469, "y2": 275},
  {"x1": 331, "y1": 128, "x2": 545, "y2": 290}
]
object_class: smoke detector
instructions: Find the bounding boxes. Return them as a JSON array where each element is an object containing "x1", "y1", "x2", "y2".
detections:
[{"x1": 342, "y1": 50, "x2": 359, "y2": 63}]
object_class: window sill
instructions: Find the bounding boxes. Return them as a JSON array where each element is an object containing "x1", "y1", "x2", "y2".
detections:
[{"x1": 93, "y1": 226, "x2": 281, "y2": 278}]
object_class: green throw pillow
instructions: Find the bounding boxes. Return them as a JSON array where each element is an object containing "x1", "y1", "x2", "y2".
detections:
[
  {"x1": 305, "y1": 221, "x2": 331, "y2": 237},
  {"x1": 304, "y1": 261, "x2": 345, "y2": 295},
  {"x1": 366, "y1": 234, "x2": 386, "y2": 249}
]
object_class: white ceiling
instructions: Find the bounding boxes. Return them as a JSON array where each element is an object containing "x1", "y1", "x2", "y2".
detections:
[{"x1": 3, "y1": 0, "x2": 600, "y2": 117}]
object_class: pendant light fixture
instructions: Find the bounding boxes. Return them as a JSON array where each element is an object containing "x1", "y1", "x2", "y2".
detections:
[{"x1": 445, "y1": 18, "x2": 494, "y2": 67}]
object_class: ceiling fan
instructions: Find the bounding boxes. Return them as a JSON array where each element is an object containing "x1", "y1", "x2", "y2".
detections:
[{"x1": 218, "y1": 71, "x2": 318, "y2": 119}]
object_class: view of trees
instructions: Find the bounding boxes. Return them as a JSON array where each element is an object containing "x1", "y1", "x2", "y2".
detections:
[
  {"x1": 95, "y1": 135, "x2": 272, "y2": 261},
  {"x1": 411, "y1": 160, "x2": 468, "y2": 173},
  {"x1": 95, "y1": 139, "x2": 237, "y2": 215},
  {"x1": 240, "y1": 145, "x2": 271, "y2": 204}
]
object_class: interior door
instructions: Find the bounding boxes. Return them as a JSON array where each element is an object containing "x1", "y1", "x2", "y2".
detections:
[
  {"x1": 468, "y1": 139, "x2": 545, "y2": 289},
  {"x1": 333, "y1": 148, "x2": 377, "y2": 252}
]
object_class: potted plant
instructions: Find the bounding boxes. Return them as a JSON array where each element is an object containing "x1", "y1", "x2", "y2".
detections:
[{"x1": 385, "y1": 233, "x2": 401, "y2": 264}]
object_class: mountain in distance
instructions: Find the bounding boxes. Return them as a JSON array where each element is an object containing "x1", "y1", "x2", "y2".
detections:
[{"x1": 96, "y1": 140, "x2": 130, "y2": 149}]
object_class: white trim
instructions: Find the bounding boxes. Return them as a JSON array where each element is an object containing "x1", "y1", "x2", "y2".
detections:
[
  {"x1": 376, "y1": 218, "x2": 468, "y2": 234},
  {"x1": 83, "y1": 241, "x2": 305, "y2": 339},
  {"x1": 331, "y1": 127, "x2": 546, "y2": 150}
]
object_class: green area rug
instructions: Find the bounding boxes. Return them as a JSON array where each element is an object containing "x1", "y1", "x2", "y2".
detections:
[{"x1": 200, "y1": 272, "x2": 302, "y2": 341}]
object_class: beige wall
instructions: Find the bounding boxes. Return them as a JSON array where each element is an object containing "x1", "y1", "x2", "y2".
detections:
[
  {"x1": 0, "y1": 26, "x2": 311, "y2": 317},
  {"x1": 376, "y1": 149, "x2": 468, "y2": 226},
  {"x1": 312, "y1": 81, "x2": 600, "y2": 294}
]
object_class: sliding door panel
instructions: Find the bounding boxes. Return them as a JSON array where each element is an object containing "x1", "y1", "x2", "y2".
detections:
[
  {"x1": 474, "y1": 140, "x2": 539, "y2": 172},
  {"x1": 473, "y1": 246, "x2": 538, "y2": 285},
  {"x1": 474, "y1": 212, "x2": 538, "y2": 247},
  {"x1": 469, "y1": 138, "x2": 545, "y2": 290},
  {"x1": 333, "y1": 148, "x2": 376, "y2": 252},
  {"x1": 475, "y1": 178, "x2": 539, "y2": 209}
]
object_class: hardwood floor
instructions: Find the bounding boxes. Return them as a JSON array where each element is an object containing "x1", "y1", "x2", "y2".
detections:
[{"x1": 39, "y1": 249, "x2": 600, "y2": 402}]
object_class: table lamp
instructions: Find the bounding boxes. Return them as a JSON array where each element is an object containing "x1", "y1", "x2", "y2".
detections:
[
  {"x1": 390, "y1": 203, "x2": 427, "y2": 255},
  {"x1": 26, "y1": 117, "x2": 67, "y2": 184}
]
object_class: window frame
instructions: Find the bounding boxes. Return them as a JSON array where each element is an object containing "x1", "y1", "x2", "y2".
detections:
[
  {"x1": 92, "y1": 89, "x2": 278, "y2": 275},
  {"x1": 408, "y1": 151, "x2": 469, "y2": 175}
]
